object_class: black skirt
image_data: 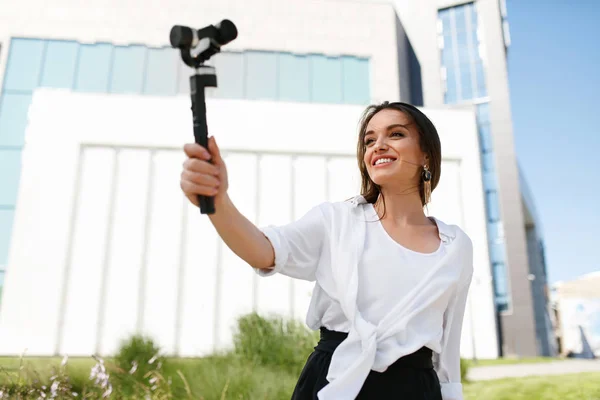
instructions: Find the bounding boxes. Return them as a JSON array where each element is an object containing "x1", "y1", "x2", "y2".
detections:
[{"x1": 292, "y1": 327, "x2": 443, "y2": 400}]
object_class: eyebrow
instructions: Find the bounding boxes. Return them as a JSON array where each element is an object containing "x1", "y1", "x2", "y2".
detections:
[{"x1": 365, "y1": 124, "x2": 410, "y2": 137}]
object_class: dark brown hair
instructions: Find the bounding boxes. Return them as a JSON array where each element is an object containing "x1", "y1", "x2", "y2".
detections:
[{"x1": 357, "y1": 101, "x2": 442, "y2": 209}]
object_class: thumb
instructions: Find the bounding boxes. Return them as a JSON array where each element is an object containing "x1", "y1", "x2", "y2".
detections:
[{"x1": 207, "y1": 136, "x2": 224, "y2": 165}]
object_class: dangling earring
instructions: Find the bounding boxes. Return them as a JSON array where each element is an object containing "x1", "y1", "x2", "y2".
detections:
[{"x1": 422, "y1": 165, "x2": 432, "y2": 205}]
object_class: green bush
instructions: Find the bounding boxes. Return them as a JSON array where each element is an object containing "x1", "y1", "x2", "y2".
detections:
[
  {"x1": 232, "y1": 312, "x2": 318, "y2": 375},
  {"x1": 113, "y1": 335, "x2": 166, "y2": 395},
  {"x1": 115, "y1": 335, "x2": 164, "y2": 374}
]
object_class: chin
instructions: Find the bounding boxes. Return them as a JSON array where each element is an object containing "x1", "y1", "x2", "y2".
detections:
[
  {"x1": 369, "y1": 170, "x2": 395, "y2": 185},
  {"x1": 369, "y1": 175, "x2": 389, "y2": 188}
]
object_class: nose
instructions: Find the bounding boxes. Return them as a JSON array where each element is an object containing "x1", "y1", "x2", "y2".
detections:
[{"x1": 373, "y1": 137, "x2": 388, "y2": 152}]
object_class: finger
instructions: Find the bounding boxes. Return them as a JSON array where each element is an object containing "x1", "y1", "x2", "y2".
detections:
[
  {"x1": 183, "y1": 158, "x2": 220, "y2": 176},
  {"x1": 181, "y1": 170, "x2": 220, "y2": 188},
  {"x1": 180, "y1": 180, "x2": 219, "y2": 197},
  {"x1": 183, "y1": 143, "x2": 211, "y2": 160},
  {"x1": 207, "y1": 136, "x2": 223, "y2": 164}
]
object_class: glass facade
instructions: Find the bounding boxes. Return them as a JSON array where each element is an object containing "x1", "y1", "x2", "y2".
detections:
[
  {"x1": 439, "y1": 4, "x2": 510, "y2": 312},
  {"x1": 0, "y1": 37, "x2": 371, "y2": 270},
  {"x1": 439, "y1": 2, "x2": 487, "y2": 104}
]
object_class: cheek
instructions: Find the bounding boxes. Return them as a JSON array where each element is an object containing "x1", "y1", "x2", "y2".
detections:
[
  {"x1": 363, "y1": 149, "x2": 371, "y2": 166},
  {"x1": 394, "y1": 140, "x2": 422, "y2": 162}
]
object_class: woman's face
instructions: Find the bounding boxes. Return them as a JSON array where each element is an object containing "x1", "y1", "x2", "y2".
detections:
[{"x1": 362, "y1": 108, "x2": 427, "y2": 189}]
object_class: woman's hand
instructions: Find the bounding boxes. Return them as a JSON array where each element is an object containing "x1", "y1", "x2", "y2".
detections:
[{"x1": 180, "y1": 136, "x2": 228, "y2": 207}]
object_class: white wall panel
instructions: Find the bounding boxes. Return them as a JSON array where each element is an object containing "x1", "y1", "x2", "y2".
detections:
[
  {"x1": 60, "y1": 149, "x2": 115, "y2": 356},
  {"x1": 99, "y1": 149, "x2": 150, "y2": 355}
]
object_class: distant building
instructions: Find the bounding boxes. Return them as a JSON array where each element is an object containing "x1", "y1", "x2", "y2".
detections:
[{"x1": 553, "y1": 272, "x2": 600, "y2": 358}]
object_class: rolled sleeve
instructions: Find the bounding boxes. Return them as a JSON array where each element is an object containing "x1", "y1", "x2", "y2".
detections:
[
  {"x1": 254, "y1": 204, "x2": 327, "y2": 281},
  {"x1": 255, "y1": 226, "x2": 290, "y2": 277},
  {"x1": 441, "y1": 382, "x2": 464, "y2": 400}
]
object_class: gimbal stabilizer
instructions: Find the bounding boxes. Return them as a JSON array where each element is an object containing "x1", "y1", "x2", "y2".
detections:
[{"x1": 170, "y1": 20, "x2": 238, "y2": 214}]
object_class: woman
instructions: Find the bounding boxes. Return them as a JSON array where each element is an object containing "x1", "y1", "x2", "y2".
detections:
[{"x1": 180, "y1": 102, "x2": 473, "y2": 400}]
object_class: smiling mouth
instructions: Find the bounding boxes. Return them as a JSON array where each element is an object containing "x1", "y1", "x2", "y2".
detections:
[{"x1": 373, "y1": 157, "x2": 397, "y2": 166}]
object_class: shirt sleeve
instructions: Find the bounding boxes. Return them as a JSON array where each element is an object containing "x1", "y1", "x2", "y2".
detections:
[
  {"x1": 434, "y1": 241, "x2": 474, "y2": 400},
  {"x1": 255, "y1": 203, "x2": 328, "y2": 281}
]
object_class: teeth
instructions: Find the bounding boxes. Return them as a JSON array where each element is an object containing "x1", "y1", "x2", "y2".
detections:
[{"x1": 375, "y1": 158, "x2": 394, "y2": 165}]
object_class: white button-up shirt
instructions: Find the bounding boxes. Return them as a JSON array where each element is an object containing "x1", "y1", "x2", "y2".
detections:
[{"x1": 257, "y1": 195, "x2": 473, "y2": 400}]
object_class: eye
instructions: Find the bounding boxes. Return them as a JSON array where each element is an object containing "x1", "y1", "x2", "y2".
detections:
[
  {"x1": 391, "y1": 131, "x2": 405, "y2": 138},
  {"x1": 364, "y1": 138, "x2": 375, "y2": 146}
]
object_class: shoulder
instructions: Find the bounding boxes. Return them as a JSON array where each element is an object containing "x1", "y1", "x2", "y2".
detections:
[
  {"x1": 302, "y1": 196, "x2": 367, "y2": 234},
  {"x1": 432, "y1": 217, "x2": 474, "y2": 280},
  {"x1": 314, "y1": 195, "x2": 366, "y2": 215},
  {"x1": 433, "y1": 217, "x2": 472, "y2": 250}
]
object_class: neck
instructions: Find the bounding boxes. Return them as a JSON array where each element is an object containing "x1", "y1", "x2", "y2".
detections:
[{"x1": 374, "y1": 186, "x2": 427, "y2": 226}]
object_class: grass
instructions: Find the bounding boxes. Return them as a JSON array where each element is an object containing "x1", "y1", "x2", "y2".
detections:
[
  {"x1": 464, "y1": 372, "x2": 600, "y2": 400},
  {"x1": 0, "y1": 314, "x2": 596, "y2": 399},
  {"x1": 0, "y1": 354, "x2": 300, "y2": 399},
  {"x1": 2, "y1": 356, "x2": 600, "y2": 400}
]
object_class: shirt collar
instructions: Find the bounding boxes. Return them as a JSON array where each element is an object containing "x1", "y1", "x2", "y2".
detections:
[{"x1": 347, "y1": 195, "x2": 456, "y2": 243}]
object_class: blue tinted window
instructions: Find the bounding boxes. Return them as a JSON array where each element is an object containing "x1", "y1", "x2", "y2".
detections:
[
  {"x1": 482, "y1": 151, "x2": 495, "y2": 171},
  {"x1": 456, "y1": 32, "x2": 468, "y2": 47},
  {"x1": 496, "y1": 300, "x2": 509, "y2": 312},
  {"x1": 110, "y1": 45, "x2": 146, "y2": 94},
  {"x1": 487, "y1": 220, "x2": 502, "y2": 242},
  {"x1": 486, "y1": 190, "x2": 500, "y2": 221},
  {"x1": 310, "y1": 55, "x2": 342, "y2": 104},
  {"x1": 0, "y1": 208, "x2": 15, "y2": 266},
  {"x1": 342, "y1": 56, "x2": 370, "y2": 105},
  {"x1": 492, "y1": 262, "x2": 509, "y2": 296},
  {"x1": 470, "y1": 3, "x2": 479, "y2": 28},
  {"x1": 40, "y1": 40, "x2": 79, "y2": 88},
  {"x1": 144, "y1": 47, "x2": 178, "y2": 96},
  {"x1": 278, "y1": 53, "x2": 310, "y2": 102},
  {"x1": 245, "y1": 51, "x2": 278, "y2": 100},
  {"x1": 212, "y1": 52, "x2": 245, "y2": 98},
  {"x1": 459, "y1": 57, "x2": 473, "y2": 69},
  {"x1": 0, "y1": 93, "x2": 32, "y2": 147},
  {"x1": 489, "y1": 241, "x2": 506, "y2": 264},
  {"x1": 0, "y1": 150, "x2": 22, "y2": 205},
  {"x1": 475, "y1": 62, "x2": 487, "y2": 98},
  {"x1": 441, "y1": 45, "x2": 454, "y2": 67},
  {"x1": 478, "y1": 123, "x2": 493, "y2": 152},
  {"x1": 4, "y1": 38, "x2": 45, "y2": 92},
  {"x1": 483, "y1": 170, "x2": 498, "y2": 191},
  {"x1": 493, "y1": 262, "x2": 510, "y2": 311},
  {"x1": 460, "y1": 71, "x2": 473, "y2": 100},
  {"x1": 75, "y1": 44, "x2": 113, "y2": 92},
  {"x1": 439, "y1": 3, "x2": 486, "y2": 104},
  {"x1": 445, "y1": 70, "x2": 458, "y2": 104},
  {"x1": 439, "y1": 9, "x2": 452, "y2": 32},
  {"x1": 454, "y1": 7, "x2": 467, "y2": 32},
  {"x1": 476, "y1": 102, "x2": 490, "y2": 123},
  {"x1": 445, "y1": 87, "x2": 457, "y2": 104}
]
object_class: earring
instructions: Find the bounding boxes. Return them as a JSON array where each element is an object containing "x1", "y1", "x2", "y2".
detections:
[{"x1": 422, "y1": 165, "x2": 432, "y2": 204}]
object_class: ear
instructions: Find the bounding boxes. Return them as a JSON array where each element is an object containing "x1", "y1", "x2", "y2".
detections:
[{"x1": 423, "y1": 154, "x2": 429, "y2": 166}]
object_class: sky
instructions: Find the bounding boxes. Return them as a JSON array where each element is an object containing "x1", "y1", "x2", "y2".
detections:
[{"x1": 506, "y1": 0, "x2": 600, "y2": 284}]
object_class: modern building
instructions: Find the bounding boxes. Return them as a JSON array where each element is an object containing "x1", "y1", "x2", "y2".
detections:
[
  {"x1": 0, "y1": 0, "x2": 550, "y2": 358},
  {"x1": 392, "y1": 0, "x2": 555, "y2": 357}
]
